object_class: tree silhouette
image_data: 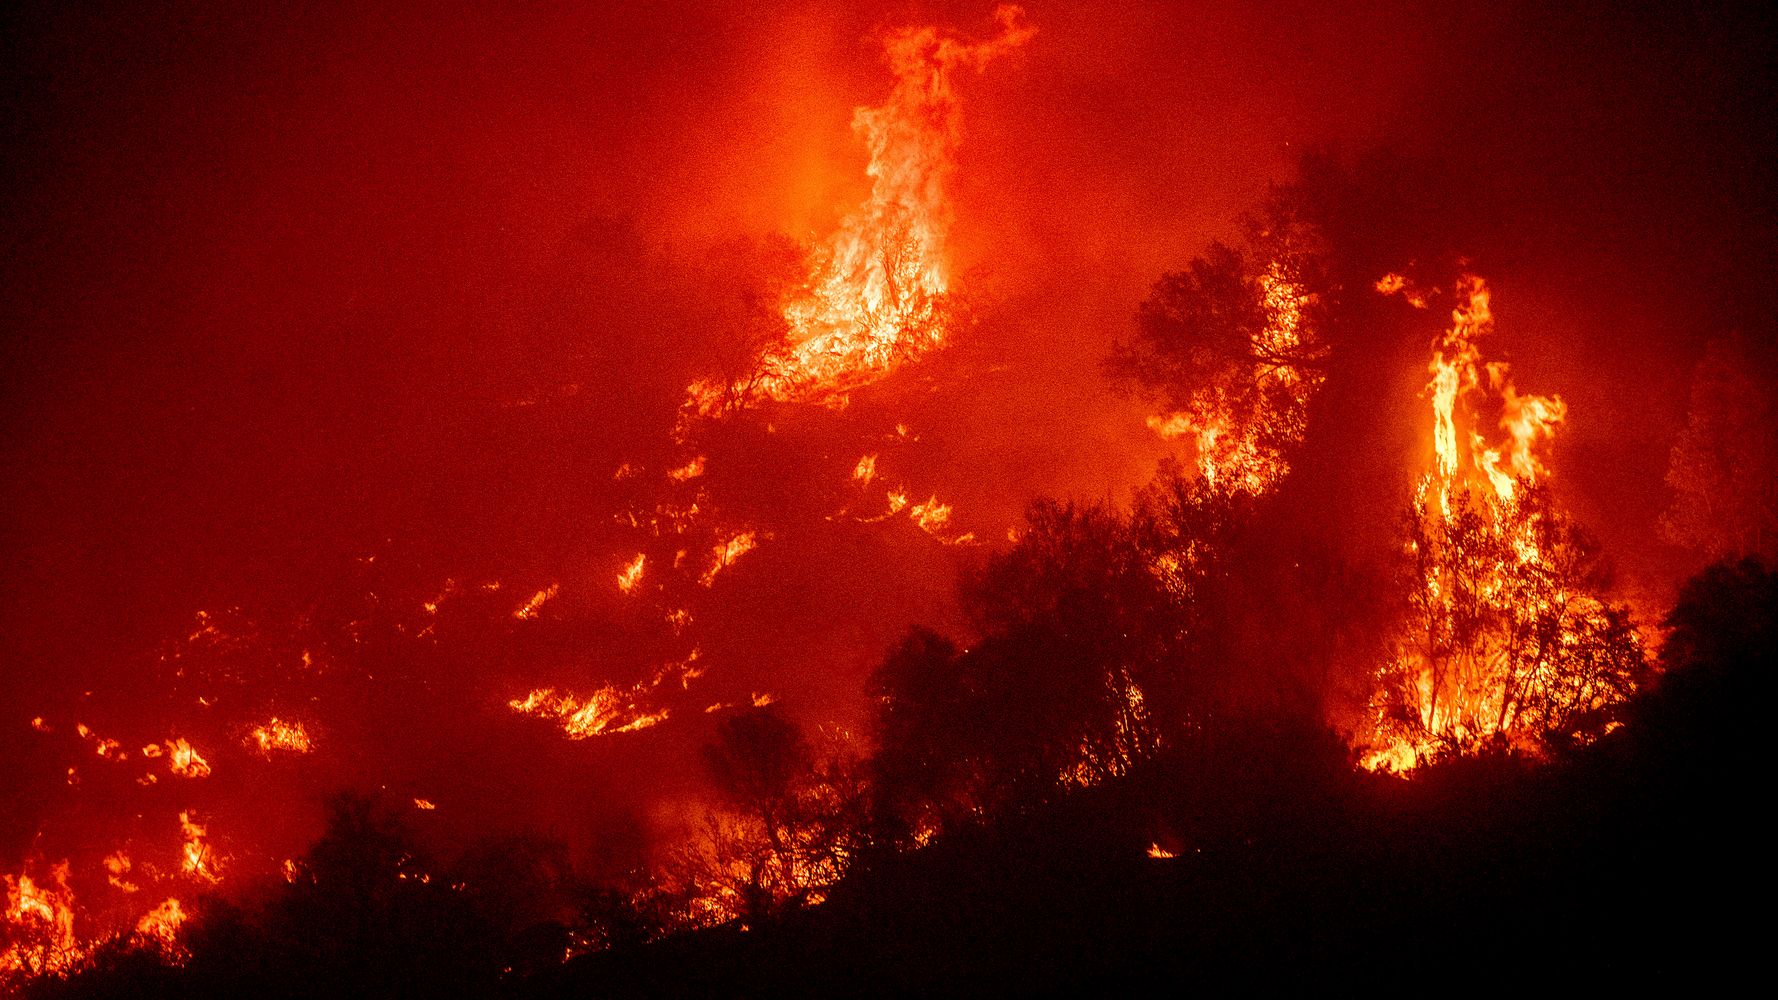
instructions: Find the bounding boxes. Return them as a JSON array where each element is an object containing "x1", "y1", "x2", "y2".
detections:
[
  {"x1": 1659, "y1": 557, "x2": 1776, "y2": 681},
  {"x1": 256, "y1": 792, "x2": 497, "y2": 994},
  {"x1": 868, "y1": 626, "x2": 974, "y2": 842},
  {"x1": 1661, "y1": 335, "x2": 1778, "y2": 562},
  {"x1": 448, "y1": 834, "x2": 577, "y2": 977},
  {"x1": 675, "y1": 708, "x2": 868, "y2": 926},
  {"x1": 1107, "y1": 227, "x2": 1329, "y2": 494},
  {"x1": 868, "y1": 496, "x2": 1249, "y2": 833}
]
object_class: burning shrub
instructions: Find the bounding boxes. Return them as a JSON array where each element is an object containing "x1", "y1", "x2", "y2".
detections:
[
  {"x1": 663, "y1": 709, "x2": 870, "y2": 928},
  {"x1": 1365, "y1": 482, "x2": 1646, "y2": 769}
]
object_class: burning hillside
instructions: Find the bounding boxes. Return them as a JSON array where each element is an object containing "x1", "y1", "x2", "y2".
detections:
[{"x1": 3, "y1": 1, "x2": 1774, "y2": 993}]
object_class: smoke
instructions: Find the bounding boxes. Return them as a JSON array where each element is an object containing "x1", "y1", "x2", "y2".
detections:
[{"x1": 3, "y1": 0, "x2": 1772, "y2": 938}]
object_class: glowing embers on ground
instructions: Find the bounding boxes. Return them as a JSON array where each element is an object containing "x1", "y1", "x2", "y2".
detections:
[
  {"x1": 851, "y1": 449, "x2": 977, "y2": 545},
  {"x1": 699, "y1": 530, "x2": 759, "y2": 588},
  {"x1": 704, "y1": 692, "x2": 776, "y2": 715},
  {"x1": 143, "y1": 737, "x2": 211, "y2": 778},
  {"x1": 687, "y1": 6, "x2": 1033, "y2": 417},
  {"x1": 247, "y1": 717, "x2": 313, "y2": 755},
  {"x1": 103, "y1": 853, "x2": 137, "y2": 894},
  {"x1": 178, "y1": 811, "x2": 222, "y2": 884},
  {"x1": 1359, "y1": 275, "x2": 1643, "y2": 772},
  {"x1": 74, "y1": 722, "x2": 125, "y2": 761},
  {"x1": 872, "y1": 488, "x2": 975, "y2": 545},
  {"x1": 508, "y1": 657, "x2": 698, "y2": 740},
  {"x1": 50, "y1": 721, "x2": 218, "y2": 784},
  {"x1": 1147, "y1": 262, "x2": 1324, "y2": 494}
]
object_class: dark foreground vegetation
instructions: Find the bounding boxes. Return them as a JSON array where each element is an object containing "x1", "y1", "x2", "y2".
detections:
[{"x1": 23, "y1": 558, "x2": 1770, "y2": 998}]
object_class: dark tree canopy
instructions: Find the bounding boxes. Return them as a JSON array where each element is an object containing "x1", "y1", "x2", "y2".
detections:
[{"x1": 1661, "y1": 334, "x2": 1778, "y2": 563}]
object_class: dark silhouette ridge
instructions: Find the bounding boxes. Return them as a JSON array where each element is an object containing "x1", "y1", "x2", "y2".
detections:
[{"x1": 24, "y1": 559, "x2": 1769, "y2": 998}]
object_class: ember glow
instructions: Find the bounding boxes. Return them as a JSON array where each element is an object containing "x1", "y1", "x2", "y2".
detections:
[
  {"x1": 178, "y1": 812, "x2": 221, "y2": 884},
  {"x1": 247, "y1": 718, "x2": 313, "y2": 755}
]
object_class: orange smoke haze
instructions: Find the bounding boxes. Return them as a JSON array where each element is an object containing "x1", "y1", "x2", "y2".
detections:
[{"x1": 2, "y1": 0, "x2": 1773, "y2": 972}]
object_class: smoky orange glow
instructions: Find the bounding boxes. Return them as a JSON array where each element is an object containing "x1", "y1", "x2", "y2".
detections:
[{"x1": 3, "y1": 1, "x2": 1771, "y2": 992}]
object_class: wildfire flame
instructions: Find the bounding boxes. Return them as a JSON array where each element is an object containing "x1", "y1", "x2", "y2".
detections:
[
  {"x1": 908, "y1": 496, "x2": 952, "y2": 534},
  {"x1": 1410, "y1": 275, "x2": 1567, "y2": 508},
  {"x1": 1361, "y1": 274, "x2": 1636, "y2": 771},
  {"x1": 688, "y1": 5, "x2": 1033, "y2": 415},
  {"x1": 617, "y1": 553, "x2": 647, "y2": 593},
  {"x1": 247, "y1": 718, "x2": 313, "y2": 755},
  {"x1": 513, "y1": 583, "x2": 559, "y2": 621},
  {"x1": 667, "y1": 455, "x2": 707, "y2": 482},
  {"x1": 1148, "y1": 262, "x2": 1322, "y2": 494},
  {"x1": 160, "y1": 738, "x2": 211, "y2": 779},
  {"x1": 178, "y1": 811, "x2": 220, "y2": 883},
  {"x1": 4, "y1": 863, "x2": 195, "y2": 981},
  {"x1": 2, "y1": 864, "x2": 82, "y2": 978},
  {"x1": 103, "y1": 852, "x2": 137, "y2": 894},
  {"x1": 510, "y1": 686, "x2": 670, "y2": 739},
  {"x1": 132, "y1": 898, "x2": 187, "y2": 961},
  {"x1": 74, "y1": 723, "x2": 127, "y2": 762},
  {"x1": 700, "y1": 531, "x2": 759, "y2": 587}
]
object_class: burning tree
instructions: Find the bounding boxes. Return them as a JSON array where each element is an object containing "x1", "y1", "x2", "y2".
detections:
[
  {"x1": 667, "y1": 709, "x2": 869, "y2": 927},
  {"x1": 1370, "y1": 482, "x2": 1645, "y2": 767},
  {"x1": 1362, "y1": 276, "x2": 1646, "y2": 769},
  {"x1": 1109, "y1": 162, "x2": 1655, "y2": 767},
  {"x1": 1108, "y1": 222, "x2": 1329, "y2": 494}
]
